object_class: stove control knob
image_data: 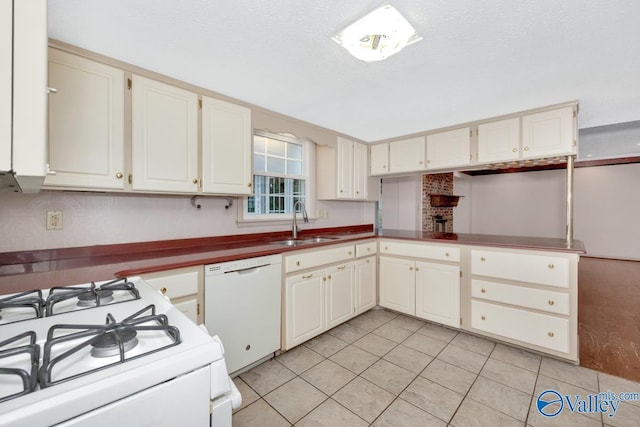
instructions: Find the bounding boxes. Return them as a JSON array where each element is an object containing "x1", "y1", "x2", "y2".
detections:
[{"x1": 245, "y1": 345, "x2": 251, "y2": 351}]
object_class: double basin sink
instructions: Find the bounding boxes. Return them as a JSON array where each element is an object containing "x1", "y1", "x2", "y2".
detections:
[{"x1": 269, "y1": 236, "x2": 338, "y2": 247}]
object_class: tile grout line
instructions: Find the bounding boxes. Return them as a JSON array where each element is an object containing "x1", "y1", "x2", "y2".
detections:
[{"x1": 523, "y1": 352, "x2": 543, "y2": 426}]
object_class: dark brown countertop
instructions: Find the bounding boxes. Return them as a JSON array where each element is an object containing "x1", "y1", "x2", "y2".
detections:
[
  {"x1": 378, "y1": 229, "x2": 586, "y2": 254},
  {"x1": 0, "y1": 225, "x2": 586, "y2": 294}
]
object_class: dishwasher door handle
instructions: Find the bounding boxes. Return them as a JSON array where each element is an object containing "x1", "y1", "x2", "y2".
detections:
[{"x1": 224, "y1": 263, "x2": 271, "y2": 275}]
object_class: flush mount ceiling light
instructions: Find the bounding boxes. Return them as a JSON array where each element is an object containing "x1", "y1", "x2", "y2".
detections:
[{"x1": 332, "y1": 4, "x2": 422, "y2": 62}]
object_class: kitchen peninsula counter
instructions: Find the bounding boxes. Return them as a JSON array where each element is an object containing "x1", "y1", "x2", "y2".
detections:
[{"x1": 378, "y1": 229, "x2": 586, "y2": 254}]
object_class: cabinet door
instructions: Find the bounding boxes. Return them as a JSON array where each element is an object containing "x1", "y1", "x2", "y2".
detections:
[
  {"x1": 285, "y1": 269, "x2": 325, "y2": 349},
  {"x1": 173, "y1": 299, "x2": 198, "y2": 324},
  {"x1": 131, "y1": 74, "x2": 198, "y2": 192},
  {"x1": 370, "y1": 143, "x2": 389, "y2": 175},
  {"x1": 389, "y1": 137, "x2": 426, "y2": 173},
  {"x1": 379, "y1": 256, "x2": 415, "y2": 315},
  {"x1": 336, "y1": 137, "x2": 354, "y2": 198},
  {"x1": 353, "y1": 141, "x2": 368, "y2": 200},
  {"x1": 141, "y1": 267, "x2": 203, "y2": 324},
  {"x1": 477, "y1": 118, "x2": 520, "y2": 163},
  {"x1": 415, "y1": 261, "x2": 460, "y2": 328},
  {"x1": 356, "y1": 256, "x2": 377, "y2": 315},
  {"x1": 201, "y1": 96, "x2": 252, "y2": 195},
  {"x1": 521, "y1": 106, "x2": 576, "y2": 159},
  {"x1": 426, "y1": 128, "x2": 471, "y2": 169},
  {"x1": 46, "y1": 49, "x2": 125, "y2": 189},
  {"x1": 326, "y1": 262, "x2": 356, "y2": 329}
]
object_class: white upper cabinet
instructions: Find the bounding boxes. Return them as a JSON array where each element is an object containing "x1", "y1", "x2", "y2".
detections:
[
  {"x1": 389, "y1": 136, "x2": 426, "y2": 173},
  {"x1": 317, "y1": 137, "x2": 377, "y2": 200},
  {"x1": 201, "y1": 96, "x2": 252, "y2": 195},
  {"x1": 370, "y1": 143, "x2": 389, "y2": 175},
  {"x1": 426, "y1": 127, "x2": 471, "y2": 169},
  {"x1": 46, "y1": 49, "x2": 125, "y2": 190},
  {"x1": 1, "y1": 0, "x2": 47, "y2": 192},
  {"x1": 336, "y1": 137, "x2": 355, "y2": 198},
  {"x1": 477, "y1": 117, "x2": 520, "y2": 163},
  {"x1": 131, "y1": 75, "x2": 199, "y2": 193},
  {"x1": 521, "y1": 106, "x2": 576, "y2": 159}
]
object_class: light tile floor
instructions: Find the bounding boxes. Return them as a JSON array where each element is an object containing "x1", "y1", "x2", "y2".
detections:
[{"x1": 232, "y1": 309, "x2": 640, "y2": 426}]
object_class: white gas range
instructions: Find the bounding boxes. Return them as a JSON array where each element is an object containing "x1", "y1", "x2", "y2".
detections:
[{"x1": 0, "y1": 277, "x2": 240, "y2": 426}]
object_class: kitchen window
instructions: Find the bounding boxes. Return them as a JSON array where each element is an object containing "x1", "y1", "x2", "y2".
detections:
[{"x1": 242, "y1": 130, "x2": 314, "y2": 221}]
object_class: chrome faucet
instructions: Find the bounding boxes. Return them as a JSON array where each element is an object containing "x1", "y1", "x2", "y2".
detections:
[{"x1": 292, "y1": 200, "x2": 309, "y2": 239}]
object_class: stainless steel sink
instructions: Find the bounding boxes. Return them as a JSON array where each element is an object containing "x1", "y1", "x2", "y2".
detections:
[{"x1": 270, "y1": 236, "x2": 338, "y2": 246}]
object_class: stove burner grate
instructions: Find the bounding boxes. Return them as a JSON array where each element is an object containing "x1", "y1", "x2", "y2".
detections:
[
  {"x1": 0, "y1": 332, "x2": 40, "y2": 403},
  {"x1": 39, "y1": 304, "x2": 180, "y2": 387},
  {"x1": 45, "y1": 278, "x2": 140, "y2": 316},
  {"x1": 0, "y1": 290, "x2": 44, "y2": 323}
]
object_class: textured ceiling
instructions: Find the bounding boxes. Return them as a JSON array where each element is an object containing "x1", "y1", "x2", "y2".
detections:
[{"x1": 48, "y1": 0, "x2": 640, "y2": 142}]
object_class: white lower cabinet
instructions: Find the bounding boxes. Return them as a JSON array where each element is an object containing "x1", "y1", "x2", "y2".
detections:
[
  {"x1": 326, "y1": 262, "x2": 356, "y2": 329},
  {"x1": 415, "y1": 261, "x2": 460, "y2": 328},
  {"x1": 285, "y1": 269, "x2": 326, "y2": 349},
  {"x1": 140, "y1": 266, "x2": 203, "y2": 324},
  {"x1": 355, "y1": 256, "x2": 376, "y2": 315},
  {"x1": 379, "y1": 256, "x2": 415, "y2": 316}
]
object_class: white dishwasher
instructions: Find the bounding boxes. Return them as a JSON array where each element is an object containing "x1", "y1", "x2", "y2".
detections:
[{"x1": 204, "y1": 254, "x2": 282, "y2": 375}]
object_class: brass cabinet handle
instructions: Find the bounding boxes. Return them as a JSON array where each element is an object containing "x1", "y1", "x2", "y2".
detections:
[
  {"x1": 337, "y1": 265, "x2": 346, "y2": 270},
  {"x1": 512, "y1": 148, "x2": 518, "y2": 152},
  {"x1": 481, "y1": 315, "x2": 486, "y2": 320},
  {"x1": 481, "y1": 288, "x2": 486, "y2": 293},
  {"x1": 524, "y1": 146, "x2": 529, "y2": 151},
  {"x1": 116, "y1": 172, "x2": 123, "y2": 179},
  {"x1": 302, "y1": 273, "x2": 313, "y2": 279},
  {"x1": 548, "y1": 332, "x2": 555, "y2": 337},
  {"x1": 548, "y1": 263, "x2": 555, "y2": 269},
  {"x1": 160, "y1": 287, "x2": 167, "y2": 295},
  {"x1": 480, "y1": 257, "x2": 486, "y2": 262},
  {"x1": 548, "y1": 300, "x2": 555, "y2": 306}
]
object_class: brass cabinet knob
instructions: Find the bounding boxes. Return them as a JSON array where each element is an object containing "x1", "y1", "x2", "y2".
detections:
[
  {"x1": 383, "y1": 165, "x2": 386, "y2": 168},
  {"x1": 327, "y1": 275, "x2": 332, "y2": 280},
  {"x1": 367, "y1": 248, "x2": 371, "y2": 251},
  {"x1": 348, "y1": 251, "x2": 352, "y2": 256},
  {"x1": 160, "y1": 287, "x2": 167, "y2": 295},
  {"x1": 340, "y1": 189, "x2": 344, "y2": 193},
  {"x1": 524, "y1": 146, "x2": 530, "y2": 151},
  {"x1": 548, "y1": 263, "x2": 554, "y2": 269},
  {"x1": 247, "y1": 182, "x2": 252, "y2": 187},
  {"x1": 366, "y1": 259, "x2": 370, "y2": 263},
  {"x1": 192, "y1": 178, "x2": 199, "y2": 184},
  {"x1": 480, "y1": 257, "x2": 486, "y2": 262},
  {"x1": 445, "y1": 252, "x2": 450, "y2": 257},
  {"x1": 512, "y1": 148, "x2": 518, "y2": 152},
  {"x1": 481, "y1": 288, "x2": 486, "y2": 293},
  {"x1": 481, "y1": 315, "x2": 486, "y2": 320},
  {"x1": 548, "y1": 332, "x2": 555, "y2": 337},
  {"x1": 296, "y1": 261, "x2": 300, "y2": 266},
  {"x1": 116, "y1": 172, "x2": 123, "y2": 179},
  {"x1": 548, "y1": 300, "x2": 555, "y2": 306},
  {"x1": 419, "y1": 160, "x2": 423, "y2": 165},
  {"x1": 409, "y1": 266, "x2": 414, "y2": 271},
  {"x1": 415, "y1": 267, "x2": 419, "y2": 272},
  {"x1": 384, "y1": 246, "x2": 388, "y2": 250},
  {"x1": 356, "y1": 191, "x2": 359, "y2": 194}
]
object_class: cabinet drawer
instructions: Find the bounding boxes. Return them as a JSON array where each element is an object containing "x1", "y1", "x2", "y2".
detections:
[
  {"x1": 356, "y1": 241, "x2": 377, "y2": 258},
  {"x1": 285, "y1": 245, "x2": 355, "y2": 273},
  {"x1": 471, "y1": 249, "x2": 569, "y2": 288},
  {"x1": 472, "y1": 300, "x2": 569, "y2": 354},
  {"x1": 379, "y1": 240, "x2": 460, "y2": 262},
  {"x1": 143, "y1": 271, "x2": 199, "y2": 299},
  {"x1": 472, "y1": 279, "x2": 569, "y2": 315}
]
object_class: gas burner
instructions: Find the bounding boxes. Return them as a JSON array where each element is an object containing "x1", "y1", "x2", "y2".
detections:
[
  {"x1": 0, "y1": 332, "x2": 40, "y2": 403},
  {"x1": 77, "y1": 289, "x2": 114, "y2": 308},
  {"x1": 90, "y1": 329, "x2": 138, "y2": 358},
  {"x1": 0, "y1": 290, "x2": 44, "y2": 324},
  {"x1": 39, "y1": 304, "x2": 180, "y2": 387},
  {"x1": 45, "y1": 278, "x2": 140, "y2": 316}
]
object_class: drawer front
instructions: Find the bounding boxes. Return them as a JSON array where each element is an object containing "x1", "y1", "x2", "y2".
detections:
[
  {"x1": 144, "y1": 270, "x2": 199, "y2": 299},
  {"x1": 471, "y1": 249, "x2": 569, "y2": 288},
  {"x1": 379, "y1": 240, "x2": 460, "y2": 262},
  {"x1": 285, "y1": 245, "x2": 355, "y2": 273},
  {"x1": 472, "y1": 279, "x2": 569, "y2": 315},
  {"x1": 356, "y1": 241, "x2": 377, "y2": 258},
  {"x1": 472, "y1": 300, "x2": 569, "y2": 353}
]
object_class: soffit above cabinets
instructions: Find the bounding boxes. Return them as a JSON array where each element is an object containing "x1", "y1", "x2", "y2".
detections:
[{"x1": 48, "y1": 0, "x2": 640, "y2": 142}]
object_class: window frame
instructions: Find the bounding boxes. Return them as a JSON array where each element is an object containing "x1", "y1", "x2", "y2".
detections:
[{"x1": 239, "y1": 130, "x2": 316, "y2": 223}]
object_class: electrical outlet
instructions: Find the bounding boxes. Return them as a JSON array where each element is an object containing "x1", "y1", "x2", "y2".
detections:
[
  {"x1": 46, "y1": 210, "x2": 63, "y2": 230},
  {"x1": 317, "y1": 209, "x2": 328, "y2": 219}
]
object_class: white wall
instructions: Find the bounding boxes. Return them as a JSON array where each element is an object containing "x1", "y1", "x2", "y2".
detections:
[
  {"x1": 465, "y1": 163, "x2": 640, "y2": 260},
  {"x1": 453, "y1": 173, "x2": 472, "y2": 233},
  {"x1": 381, "y1": 175, "x2": 422, "y2": 230},
  {"x1": 0, "y1": 191, "x2": 376, "y2": 252}
]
